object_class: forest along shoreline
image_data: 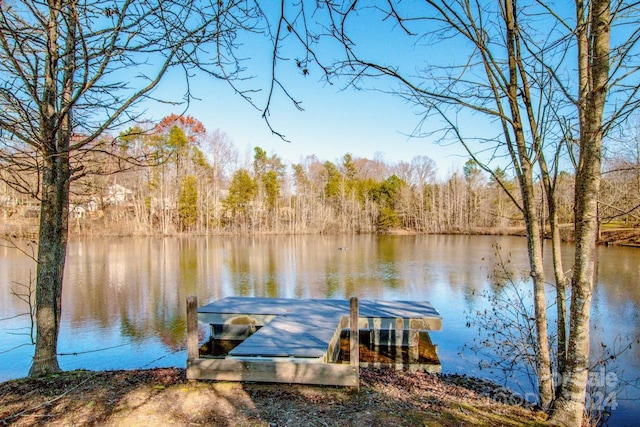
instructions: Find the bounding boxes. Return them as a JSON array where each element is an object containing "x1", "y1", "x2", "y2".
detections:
[
  {"x1": 3, "y1": 217, "x2": 640, "y2": 247},
  {"x1": 0, "y1": 367, "x2": 549, "y2": 426}
]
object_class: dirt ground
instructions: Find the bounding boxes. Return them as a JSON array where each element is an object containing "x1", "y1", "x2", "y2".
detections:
[{"x1": 0, "y1": 367, "x2": 549, "y2": 426}]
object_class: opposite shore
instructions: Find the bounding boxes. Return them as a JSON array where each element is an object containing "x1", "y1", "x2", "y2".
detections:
[{"x1": 3, "y1": 217, "x2": 640, "y2": 247}]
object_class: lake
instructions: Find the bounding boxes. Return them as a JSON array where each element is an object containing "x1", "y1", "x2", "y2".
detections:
[{"x1": 1, "y1": 235, "x2": 638, "y2": 425}]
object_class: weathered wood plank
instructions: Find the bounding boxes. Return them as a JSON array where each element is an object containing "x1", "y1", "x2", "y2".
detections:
[
  {"x1": 326, "y1": 317, "x2": 349, "y2": 363},
  {"x1": 349, "y1": 297, "x2": 360, "y2": 390},
  {"x1": 186, "y1": 296, "x2": 199, "y2": 360},
  {"x1": 395, "y1": 317, "x2": 403, "y2": 368},
  {"x1": 350, "y1": 297, "x2": 359, "y2": 364},
  {"x1": 228, "y1": 315, "x2": 344, "y2": 358},
  {"x1": 198, "y1": 297, "x2": 442, "y2": 332},
  {"x1": 187, "y1": 358, "x2": 359, "y2": 386},
  {"x1": 409, "y1": 329, "x2": 419, "y2": 362}
]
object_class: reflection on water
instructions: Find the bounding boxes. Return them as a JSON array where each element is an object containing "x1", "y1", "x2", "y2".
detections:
[{"x1": 1, "y1": 235, "x2": 639, "y2": 425}]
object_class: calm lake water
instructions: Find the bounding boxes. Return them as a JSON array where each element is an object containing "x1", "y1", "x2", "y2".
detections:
[{"x1": 1, "y1": 235, "x2": 638, "y2": 425}]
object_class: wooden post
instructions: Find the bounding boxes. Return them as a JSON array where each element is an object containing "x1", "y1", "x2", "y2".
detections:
[
  {"x1": 187, "y1": 295, "x2": 199, "y2": 360},
  {"x1": 373, "y1": 317, "x2": 381, "y2": 353},
  {"x1": 350, "y1": 296, "x2": 359, "y2": 389},
  {"x1": 409, "y1": 330, "x2": 419, "y2": 363},
  {"x1": 395, "y1": 317, "x2": 404, "y2": 369}
]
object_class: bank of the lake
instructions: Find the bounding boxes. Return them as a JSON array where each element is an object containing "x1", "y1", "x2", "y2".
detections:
[
  {"x1": 0, "y1": 367, "x2": 549, "y2": 427},
  {"x1": 3, "y1": 217, "x2": 640, "y2": 246}
]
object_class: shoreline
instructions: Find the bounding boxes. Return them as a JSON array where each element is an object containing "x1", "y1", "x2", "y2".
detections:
[
  {"x1": 3, "y1": 217, "x2": 640, "y2": 247},
  {"x1": 0, "y1": 367, "x2": 549, "y2": 426}
]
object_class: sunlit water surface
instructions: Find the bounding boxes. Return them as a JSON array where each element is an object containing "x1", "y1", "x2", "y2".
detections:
[{"x1": 1, "y1": 235, "x2": 638, "y2": 425}]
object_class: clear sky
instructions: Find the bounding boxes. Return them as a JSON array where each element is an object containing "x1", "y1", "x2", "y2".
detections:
[
  {"x1": 147, "y1": 63, "x2": 471, "y2": 177},
  {"x1": 136, "y1": 1, "x2": 617, "y2": 180},
  {"x1": 141, "y1": 5, "x2": 474, "y2": 177}
]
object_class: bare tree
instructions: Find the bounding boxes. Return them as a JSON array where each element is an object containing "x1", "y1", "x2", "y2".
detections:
[
  {"x1": 311, "y1": 0, "x2": 555, "y2": 407},
  {"x1": 0, "y1": 0, "x2": 304, "y2": 377},
  {"x1": 202, "y1": 129, "x2": 238, "y2": 232},
  {"x1": 552, "y1": 1, "x2": 613, "y2": 424},
  {"x1": 303, "y1": 0, "x2": 639, "y2": 422}
]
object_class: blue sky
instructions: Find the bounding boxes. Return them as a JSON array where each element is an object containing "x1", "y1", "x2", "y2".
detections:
[
  {"x1": 123, "y1": 1, "x2": 637, "y2": 180},
  {"x1": 141, "y1": 4, "x2": 474, "y2": 177},
  {"x1": 147, "y1": 60, "x2": 471, "y2": 176}
]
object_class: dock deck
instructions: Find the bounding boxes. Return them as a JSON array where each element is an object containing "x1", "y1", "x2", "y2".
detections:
[{"x1": 187, "y1": 296, "x2": 441, "y2": 386}]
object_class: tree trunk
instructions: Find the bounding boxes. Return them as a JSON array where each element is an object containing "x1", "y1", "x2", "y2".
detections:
[
  {"x1": 540, "y1": 152, "x2": 568, "y2": 378},
  {"x1": 552, "y1": 0, "x2": 609, "y2": 424},
  {"x1": 29, "y1": 154, "x2": 70, "y2": 377},
  {"x1": 552, "y1": 133, "x2": 602, "y2": 425},
  {"x1": 504, "y1": 0, "x2": 554, "y2": 407},
  {"x1": 549, "y1": 196, "x2": 568, "y2": 376},
  {"x1": 520, "y1": 167, "x2": 555, "y2": 409},
  {"x1": 29, "y1": 0, "x2": 71, "y2": 377}
]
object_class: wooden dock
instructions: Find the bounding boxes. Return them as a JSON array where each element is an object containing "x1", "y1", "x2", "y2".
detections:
[{"x1": 186, "y1": 296, "x2": 441, "y2": 387}]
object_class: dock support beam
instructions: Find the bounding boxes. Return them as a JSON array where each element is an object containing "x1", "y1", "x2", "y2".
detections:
[
  {"x1": 395, "y1": 318, "x2": 404, "y2": 368},
  {"x1": 350, "y1": 296, "x2": 360, "y2": 389},
  {"x1": 187, "y1": 295, "x2": 199, "y2": 360}
]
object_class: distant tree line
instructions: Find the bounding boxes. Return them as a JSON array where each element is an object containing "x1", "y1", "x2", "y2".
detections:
[{"x1": 2, "y1": 113, "x2": 639, "y2": 237}]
